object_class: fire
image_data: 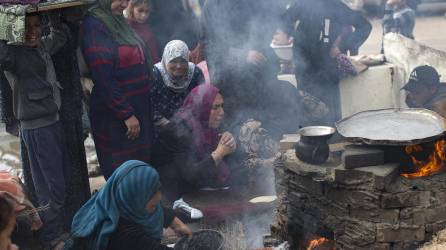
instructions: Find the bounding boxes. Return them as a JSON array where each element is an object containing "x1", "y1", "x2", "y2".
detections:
[
  {"x1": 307, "y1": 237, "x2": 330, "y2": 250},
  {"x1": 401, "y1": 139, "x2": 446, "y2": 179}
]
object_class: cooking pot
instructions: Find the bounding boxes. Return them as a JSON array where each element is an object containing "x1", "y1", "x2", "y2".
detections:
[
  {"x1": 174, "y1": 230, "x2": 224, "y2": 250},
  {"x1": 294, "y1": 126, "x2": 336, "y2": 164}
]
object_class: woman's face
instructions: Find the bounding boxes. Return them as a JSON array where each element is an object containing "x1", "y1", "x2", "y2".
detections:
[
  {"x1": 111, "y1": 0, "x2": 130, "y2": 16},
  {"x1": 208, "y1": 94, "x2": 225, "y2": 129},
  {"x1": 145, "y1": 191, "x2": 162, "y2": 213},
  {"x1": 133, "y1": 3, "x2": 151, "y2": 24},
  {"x1": 166, "y1": 58, "x2": 189, "y2": 78}
]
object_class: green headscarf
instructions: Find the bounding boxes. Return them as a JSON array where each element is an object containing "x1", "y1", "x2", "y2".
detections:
[{"x1": 88, "y1": 0, "x2": 144, "y2": 46}]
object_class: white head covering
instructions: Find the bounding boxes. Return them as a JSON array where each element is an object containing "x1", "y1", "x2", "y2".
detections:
[{"x1": 154, "y1": 40, "x2": 195, "y2": 93}]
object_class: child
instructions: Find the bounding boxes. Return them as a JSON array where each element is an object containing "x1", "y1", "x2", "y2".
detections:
[
  {"x1": 0, "y1": 12, "x2": 69, "y2": 249},
  {"x1": 0, "y1": 197, "x2": 18, "y2": 250},
  {"x1": 383, "y1": 0, "x2": 416, "y2": 39},
  {"x1": 124, "y1": 0, "x2": 160, "y2": 64}
]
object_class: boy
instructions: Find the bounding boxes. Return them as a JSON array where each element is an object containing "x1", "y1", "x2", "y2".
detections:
[
  {"x1": 383, "y1": 0, "x2": 416, "y2": 39},
  {"x1": 0, "y1": 11, "x2": 68, "y2": 249}
]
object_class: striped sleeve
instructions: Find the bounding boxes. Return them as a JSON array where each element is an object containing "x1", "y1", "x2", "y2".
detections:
[{"x1": 80, "y1": 17, "x2": 134, "y2": 120}]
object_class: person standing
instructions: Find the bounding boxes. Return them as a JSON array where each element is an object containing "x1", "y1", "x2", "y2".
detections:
[
  {"x1": 0, "y1": 12, "x2": 69, "y2": 249},
  {"x1": 80, "y1": 0, "x2": 154, "y2": 179},
  {"x1": 383, "y1": 0, "x2": 416, "y2": 39},
  {"x1": 277, "y1": 0, "x2": 372, "y2": 124}
]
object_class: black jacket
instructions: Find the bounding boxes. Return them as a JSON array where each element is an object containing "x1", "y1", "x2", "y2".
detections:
[
  {"x1": 282, "y1": 0, "x2": 372, "y2": 75},
  {"x1": 151, "y1": 120, "x2": 218, "y2": 201}
]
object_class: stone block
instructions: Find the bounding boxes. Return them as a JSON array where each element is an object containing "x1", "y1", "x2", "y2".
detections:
[
  {"x1": 335, "y1": 219, "x2": 376, "y2": 247},
  {"x1": 334, "y1": 163, "x2": 399, "y2": 190},
  {"x1": 342, "y1": 145, "x2": 385, "y2": 169},
  {"x1": 326, "y1": 188, "x2": 380, "y2": 209},
  {"x1": 401, "y1": 206, "x2": 446, "y2": 225},
  {"x1": 425, "y1": 220, "x2": 446, "y2": 235},
  {"x1": 381, "y1": 191, "x2": 431, "y2": 208},
  {"x1": 350, "y1": 208, "x2": 399, "y2": 223},
  {"x1": 280, "y1": 134, "x2": 300, "y2": 152},
  {"x1": 289, "y1": 174, "x2": 324, "y2": 196},
  {"x1": 376, "y1": 224, "x2": 425, "y2": 242},
  {"x1": 431, "y1": 189, "x2": 446, "y2": 206}
]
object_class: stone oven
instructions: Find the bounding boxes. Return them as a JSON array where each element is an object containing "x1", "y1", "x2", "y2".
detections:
[{"x1": 272, "y1": 134, "x2": 446, "y2": 250}]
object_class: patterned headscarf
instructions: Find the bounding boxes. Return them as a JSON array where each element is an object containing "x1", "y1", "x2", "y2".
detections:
[
  {"x1": 154, "y1": 40, "x2": 196, "y2": 93},
  {"x1": 71, "y1": 160, "x2": 163, "y2": 250}
]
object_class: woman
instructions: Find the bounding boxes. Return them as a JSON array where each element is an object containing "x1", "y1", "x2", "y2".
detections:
[
  {"x1": 69, "y1": 160, "x2": 192, "y2": 250},
  {"x1": 151, "y1": 84, "x2": 236, "y2": 202},
  {"x1": 124, "y1": 0, "x2": 161, "y2": 64},
  {"x1": 80, "y1": 0, "x2": 154, "y2": 178},
  {"x1": 151, "y1": 40, "x2": 205, "y2": 128}
]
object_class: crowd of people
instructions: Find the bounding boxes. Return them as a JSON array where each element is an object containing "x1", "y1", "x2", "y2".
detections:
[{"x1": 0, "y1": 0, "x2": 442, "y2": 249}]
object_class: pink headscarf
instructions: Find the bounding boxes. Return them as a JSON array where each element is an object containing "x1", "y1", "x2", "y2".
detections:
[{"x1": 176, "y1": 84, "x2": 230, "y2": 182}]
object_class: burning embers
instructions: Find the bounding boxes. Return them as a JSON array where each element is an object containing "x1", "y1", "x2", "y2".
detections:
[
  {"x1": 306, "y1": 236, "x2": 334, "y2": 250},
  {"x1": 401, "y1": 139, "x2": 446, "y2": 179}
]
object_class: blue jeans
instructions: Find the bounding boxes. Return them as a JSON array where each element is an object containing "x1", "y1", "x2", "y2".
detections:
[{"x1": 21, "y1": 122, "x2": 68, "y2": 246}]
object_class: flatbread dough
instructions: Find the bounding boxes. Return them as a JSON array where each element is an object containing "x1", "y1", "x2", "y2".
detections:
[{"x1": 249, "y1": 196, "x2": 277, "y2": 203}]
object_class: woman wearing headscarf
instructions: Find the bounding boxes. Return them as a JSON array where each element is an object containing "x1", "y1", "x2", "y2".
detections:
[
  {"x1": 151, "y1": 84, "x2": 236, "y2": 203},
  {"x1": 68, "y1": 160, "x2": 192, "y2": 250},
  {"x1": 80, "y1": 0, "x2": 154, "y2": 178},
  {"x1": 151, "y1": 40, "x2": 205, "y2": 130}
]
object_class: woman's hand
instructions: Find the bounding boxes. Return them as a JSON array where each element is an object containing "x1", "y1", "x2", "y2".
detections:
[
  {"x1": 247, "y1": 50, "x2": 267, "y2": 65},
  {"x1": 217, "y1": 132, "x2": 236, "y2": 155},
  {"x1": 329, "y1": 46, "x2": 341, "y2": 59},
  {"x1": 212, "y1": 132, "x2": 236, "y2": 164},
  {"x1": 170, "y1": 217, "x2": 193, "y2": 240},
  {"x1": 124, "y1": 115, "x2": 140, "y2": 140}
]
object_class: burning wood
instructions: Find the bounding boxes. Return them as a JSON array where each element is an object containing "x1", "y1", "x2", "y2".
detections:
[
  {"x1": 401, "y1": 139, "x2": 446, "y2": 179},
  {"x1": 307, "y1": 237, "x2": 331, "y2": 250}
]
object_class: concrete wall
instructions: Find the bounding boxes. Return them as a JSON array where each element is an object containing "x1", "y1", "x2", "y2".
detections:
[{"x1": 339, "y1": 64, "x2": 400, "y2": 118}]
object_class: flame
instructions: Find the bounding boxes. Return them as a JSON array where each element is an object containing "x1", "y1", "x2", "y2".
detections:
[
  {"x1": 401, "y1": 139, "x2": 446, "y2": 179},
  {"x1": 307, "y1": 237, "x2": 330, "y2": 250}
]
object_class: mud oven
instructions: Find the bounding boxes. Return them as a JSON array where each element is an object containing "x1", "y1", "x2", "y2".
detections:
[{"x1": 272, "y1": 135, "x2": 446, "y2": 250}]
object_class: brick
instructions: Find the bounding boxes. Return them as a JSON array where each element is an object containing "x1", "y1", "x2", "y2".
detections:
[
  {"x1": 335, "y1": 219, "x2": 376, "y2": 247},
  {"x1": 425, "y1": 220, "x2": 446, "y2": 235},
  {"x1": 376, "y1": 224, "x2": 425, "y2": 242},
  {"x1": 342, "y1": 145, "x2": 385, "y2": 169},
  {"x1": 431, "y1": 189, "x2": 446, "y2": 206},
  {"x1": 391, "y1": 242, "x2": 421, "y2": 250},
  {"x1": 350, "y1": 208, "x2": 399, "y2": 223},
  {"x1": 326, "y1": 188, "x2": 380, "y2": 209},
  {"x1": 381, "y1": 191, "x2": 431, "y2": 208},
  {"x1": 401, "y1": 206, "x2": 446, "y2": 225},
  {"x1": 334, "y1": 163, "x2": 399, "y2": 190},
  {"x1": 289, "y1": 174, "x2": 324, "y2": 196}
]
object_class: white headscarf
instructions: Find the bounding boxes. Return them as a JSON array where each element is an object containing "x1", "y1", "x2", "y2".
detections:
[{"x1": 154, "y1": 40, "x2": 196, "y2": 93}]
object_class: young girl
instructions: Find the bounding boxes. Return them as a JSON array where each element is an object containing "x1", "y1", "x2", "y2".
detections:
[
  {"x1": 124, "y1": 0, "x2": 160, "y2": 64},
  {"x1": 0, "y1": 197, "x2": 18, "y2": 250}
]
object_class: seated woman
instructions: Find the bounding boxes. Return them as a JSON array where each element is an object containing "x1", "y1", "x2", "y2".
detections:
[
  {"x1": 69, "y1": 160, "x2": 192, "y2": 250},
  {"x1": 151, "y1": 40, "x2": 205, "y2": 129},
  {"x1": 151, "y1": 84, "x2": 236, "y2": 203}
]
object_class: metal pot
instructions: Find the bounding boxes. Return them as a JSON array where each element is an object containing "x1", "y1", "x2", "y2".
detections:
[
  {"x1": 174, "y1": 230, "x2": 224, "y2": 250},
  {"x1": 294, "y1": 126, "x2": 336, "y2": 164}
]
